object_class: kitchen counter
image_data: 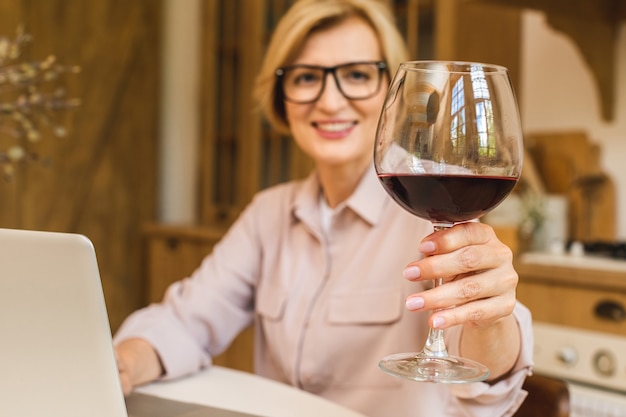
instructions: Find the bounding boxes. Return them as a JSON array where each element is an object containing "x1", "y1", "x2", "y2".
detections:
[
  {"x1": 516, "y1": 252, "x2": 626, "y2": 291},
  {"x1": 515, "y1": 251, "x2": 626, "y2": 336}
]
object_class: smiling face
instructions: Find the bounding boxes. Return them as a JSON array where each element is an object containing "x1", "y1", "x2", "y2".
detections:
[{"x1": 284, "y1": 16, "x2": 387, "y2": 174}]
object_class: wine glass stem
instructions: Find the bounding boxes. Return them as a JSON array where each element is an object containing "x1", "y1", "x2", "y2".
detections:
[
  {"x1": 422, "y1": 224, "x2": 452, "y2": 358},
  {"x1": 422, "y1": 277, "x2": 448, "y2": 357}
]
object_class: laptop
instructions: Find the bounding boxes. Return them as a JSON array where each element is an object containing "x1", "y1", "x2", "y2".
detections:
[
  {"x1": 0, "y1": 228, "x2": 128, "y2": 417},
  {"x1": 125, "y1": 393, "x2": 262, "y2": 417},
  {"x1": 0, "y1": 228, "x2": 260, "y2": 417}
]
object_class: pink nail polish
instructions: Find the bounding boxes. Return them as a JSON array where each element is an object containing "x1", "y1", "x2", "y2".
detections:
[
  {"x1": 406, "y1": 297, "x2": 424, "y2": 310},
  {"x1": 419, "y1": 241, "x2": 436, "y2": 253},
  {"x1": 403, "y1": 266, "x2": 421, "y2": 280},
  {"x1": 432, "y1": 316, "x2": 445, "y2": 328}
]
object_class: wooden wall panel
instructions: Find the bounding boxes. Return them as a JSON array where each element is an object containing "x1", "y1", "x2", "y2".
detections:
[
  {"x1": 142, "y1": 223, "x2": 254, "y2": 372},
  {"x1": 435, "y1": 0, "x2": 521, "y2": 94},
  {"x1": 0, "y1": 0, "x2": 160, "y2": 331}
]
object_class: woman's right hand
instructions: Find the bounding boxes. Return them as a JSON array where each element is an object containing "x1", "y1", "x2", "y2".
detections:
[{"x1": 114, "y1": 338, "x2": 164, "y2": 396}]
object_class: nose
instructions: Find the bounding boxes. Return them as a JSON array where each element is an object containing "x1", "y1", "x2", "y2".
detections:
[{"x1": 315, "y1": 72, "x2": 349, "y2": 110}]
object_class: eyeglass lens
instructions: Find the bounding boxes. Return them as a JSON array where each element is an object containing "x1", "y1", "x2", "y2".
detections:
[{"x1": 280, "y1": 62, "x2": 383, "y2": 103}]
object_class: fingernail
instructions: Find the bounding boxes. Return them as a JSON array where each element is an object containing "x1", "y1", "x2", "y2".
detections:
[
  {"x1": 405, "y1": 297, "x2": 424, "y2": 310},
  {"x1": 419, "y1": 241, "x2": 436, "y2": 253},
  {"x1": 432, "y1": 316, "x2": 446, "y2": 328},
  {"x1": 403, "y1": 266, "x2": 421, "y2": 280}
]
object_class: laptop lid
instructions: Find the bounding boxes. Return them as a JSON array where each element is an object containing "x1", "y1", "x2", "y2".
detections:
[{"x1": 0, "y1": 228, "x2": 128, "y2": 417}]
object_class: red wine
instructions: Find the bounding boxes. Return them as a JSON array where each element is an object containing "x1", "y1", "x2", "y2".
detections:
[{"x1": 378, "y1": 173, "x2": 517, "y2": 224}]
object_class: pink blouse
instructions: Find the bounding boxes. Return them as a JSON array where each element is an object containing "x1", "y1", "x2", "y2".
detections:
[{"x1": 115, "y1": 164, "x2": 533, "y2": 417}]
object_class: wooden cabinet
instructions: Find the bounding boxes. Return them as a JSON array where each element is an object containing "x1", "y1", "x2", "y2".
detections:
[
  {"x1": 516, "y1": 255, "x2": 626, "y2": 336},
  {"x1": 142, "y1": 223, "x2": 254, "y2": 373},
  {"x1": 525, "y1": 131, "x2": 616, "y2": 242}
]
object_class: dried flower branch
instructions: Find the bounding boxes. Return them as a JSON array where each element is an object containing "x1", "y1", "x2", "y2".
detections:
[{"x1": 0, "y1": 26, "x2": 80, "y2": 180}]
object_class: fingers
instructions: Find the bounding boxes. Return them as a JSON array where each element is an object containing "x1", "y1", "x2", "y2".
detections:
[
  {"x1": 405, "y1": 273, "x2": 518, "y2": 328},
  {"x1": 435, "y1": 290, "x2": 517, "y2": 329},
  {"x1": 115, "y1": 348, "x2": 135, "y2": 396},
  {"x1": 114, "y1": 338, "x2": 164, "y2": 394},
  {"x1": 405, "y1": 269, "x2": 518, "y2": 312},
  {"x1": 403, "y1": 222, "x2": 518, "y2": 329},
  {"x1": 404, "y1": 222, "x2": 513, "y2": 283},
  {"x1": 423, "y1": 222, "x2": 493, "y2": 254},
  {"x1": 115, "y1": 349, "x2": 132, "y2": 396}
]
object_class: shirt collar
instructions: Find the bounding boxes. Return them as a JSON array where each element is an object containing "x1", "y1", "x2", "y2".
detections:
[{"x1": 293, "y1": 163, "x2": 390, "y2": 228}]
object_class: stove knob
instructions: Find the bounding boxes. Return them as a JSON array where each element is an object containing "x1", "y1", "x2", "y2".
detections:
[
  {"x1": 593, "y1": 350, "x2": 616, "y2": 377},
  {"x1": 556, "y1": 346, "x2": 578, "y2": 366}
]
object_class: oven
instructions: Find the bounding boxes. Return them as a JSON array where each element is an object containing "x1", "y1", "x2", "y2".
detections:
[
  {"x1": 517, "y1": 243, "x2": 626, "y2": 417},
  {"x1": 534, "y1": 322, "x2": 626, "y2": 416}
]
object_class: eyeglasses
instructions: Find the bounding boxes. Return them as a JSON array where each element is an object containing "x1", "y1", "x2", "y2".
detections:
[{"x1": 275, "y1": 61, "x2": 387, "y2": 104}]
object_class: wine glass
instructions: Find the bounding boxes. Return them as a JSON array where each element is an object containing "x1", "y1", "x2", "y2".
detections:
[{"x1": 374, "y1": 61, "x2": 523, "y2": 383}]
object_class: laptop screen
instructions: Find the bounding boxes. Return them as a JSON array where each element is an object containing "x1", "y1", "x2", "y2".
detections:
[{"x1": 0, "y1": 228, "x2": 128, "y2": 417}]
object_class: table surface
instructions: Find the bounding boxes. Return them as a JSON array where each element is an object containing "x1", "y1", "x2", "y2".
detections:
[{"x1": 135, "y1": 366, "x2": 367, "y2": 417}]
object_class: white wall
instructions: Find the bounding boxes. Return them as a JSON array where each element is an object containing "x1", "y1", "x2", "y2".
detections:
[
  {"x1": 520, "y1": 11, "x2": 626, "y2": 239},
  {"x1": 159, "y1": 0, "x2": 202, "y2": 224}
]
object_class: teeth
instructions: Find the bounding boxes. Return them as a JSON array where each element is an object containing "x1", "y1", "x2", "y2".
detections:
[{"x1": 316, "y1": 122, "x2": 352, "y2": 132}]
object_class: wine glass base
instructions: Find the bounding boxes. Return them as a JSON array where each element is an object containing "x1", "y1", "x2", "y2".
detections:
[{"x1": 379, "y1": 352, "x2": 490, "y2": 383}]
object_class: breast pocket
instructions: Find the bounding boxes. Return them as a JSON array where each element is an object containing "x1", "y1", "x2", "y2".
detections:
[{"x1": 325, "y1": 289, "x2": 405, "y2": 389}]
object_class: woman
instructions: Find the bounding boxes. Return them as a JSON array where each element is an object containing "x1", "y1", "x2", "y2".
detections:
[{"x1": 115, "y1": 0, "x2": 533, "y2": 416}]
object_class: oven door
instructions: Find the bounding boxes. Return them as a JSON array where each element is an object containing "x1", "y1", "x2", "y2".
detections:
[
  {"x1": 532, "y1": 322, "x2": 626, "y2": 417},
  {"x1": 568, "y1": 382, "x2": 626, "y2": 417}
]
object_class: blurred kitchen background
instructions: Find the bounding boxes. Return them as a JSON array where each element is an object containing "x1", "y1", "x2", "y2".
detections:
[{"x1": 0, "y1": 0, "x2": 624, "y2": 330}]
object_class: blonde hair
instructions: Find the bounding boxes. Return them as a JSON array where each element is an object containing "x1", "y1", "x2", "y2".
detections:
[{"x1": 254, "y1": 0, "x2": 410, "y2": 134}]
